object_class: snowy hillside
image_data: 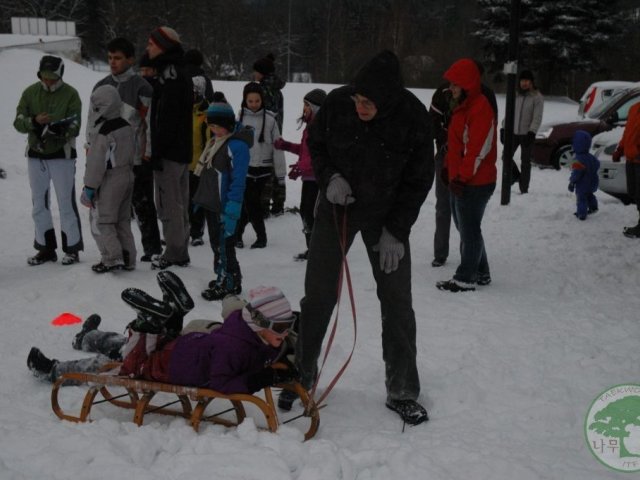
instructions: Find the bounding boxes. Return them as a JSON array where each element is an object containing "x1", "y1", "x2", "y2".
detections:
[{"x1": 0, "y1": 48, "x2": 637, "y2": 479}]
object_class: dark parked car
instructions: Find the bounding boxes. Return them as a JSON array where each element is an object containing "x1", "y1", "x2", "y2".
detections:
[{"x1": 533, "y1": 87, "x2": 640, "y2": 169}]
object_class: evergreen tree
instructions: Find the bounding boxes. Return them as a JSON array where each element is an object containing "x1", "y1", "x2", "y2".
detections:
[{"x1": 474, "y1": 0, "x2": 624, "y2": 93}]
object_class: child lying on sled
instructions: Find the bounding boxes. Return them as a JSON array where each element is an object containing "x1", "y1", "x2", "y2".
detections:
[{"x1": 28, "y1": 274, "x2": 297, "y2": 394}]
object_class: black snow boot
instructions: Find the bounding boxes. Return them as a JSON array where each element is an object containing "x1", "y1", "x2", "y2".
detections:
[
  {"x1": 385, "y1": 399, "x2": 429, "y2": 426},
  {"x1": 277, "y1": 389, "x2": 299, "y2": 411},
  {"x1": 121, "y1": 288, "x2": 174, "y2": 319},
  {"x1": 72, "y1": 314, "x2": 102, "y2": 350},
  {"x1": 623, "y1": 224, "x2": 640, "y2": 238},
  {"x1": 157, "y1": 271, "x2": 194, "y2": 314},
  {"x1": 27, "y1": 347, "x2": 58, "y2": 381},
  {"x1": 126, "y1": 312, "x2": 167, "y2": 334}
]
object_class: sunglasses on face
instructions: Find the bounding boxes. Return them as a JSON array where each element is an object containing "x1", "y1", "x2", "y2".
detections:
[{"x1": 246, "y1": 305, "x2": 297, "y2": 334}]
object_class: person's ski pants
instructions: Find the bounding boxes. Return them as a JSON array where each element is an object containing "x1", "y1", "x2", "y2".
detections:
[{"x1": 28, "y1": 158, "x2": 83, "y2": 253}]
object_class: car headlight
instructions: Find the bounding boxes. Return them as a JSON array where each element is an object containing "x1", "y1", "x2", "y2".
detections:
[{"x1": 536, "y1": 127, "x2": 553, "y2": 139}]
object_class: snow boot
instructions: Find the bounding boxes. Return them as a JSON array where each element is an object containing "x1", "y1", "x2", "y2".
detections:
[
  {"x1": 157, "y1": 271, "x2": 194, "y2": 315},
  {"x1": 72, "y1": 314, "x2": 102, "y2": 350},
  {"x1": 126, "y1": 312, "x2": 166, "y2": 334},
  {"x1": 476, "y1": 273, "x2": 492, "y2": 286},
  {"x1": 385, "y1": 399, "x2": 429, "y2": 426},
  {"x1": 277, "y1": 389, "x2": 299, "y2": 411},
  {"x1": 201, "y1": 283, "x2": 241, "y2": 301},
  {"x1": 436, "y1": 279, "x2": 476, "y2": 292},
  {"x1": 91, "y1": 262, "x2": 124, "y2": 273},
  {"x1": 27, "y1": 347, "x2": 58, "y2": 381},
  {"x1": 293, "y1": 250, "x2": 308, "y2": 261},
  {"x1": 250, "y1": 239, "x2": 267, "y2": 249},
  {"x1": 623, "y1": 224, "x2": 640, "y2": 238},
  {"x1": 121, "y1": 288, "x2": 174, "y2": 319},
  {"x1": 61, "y1": 252, "x2": 79, "y2": 265},
  {"x1": 151, "y1": 256, "x2": 190, "y2": 270},
  {"x1": 27, "y1": 250, "x2": 57, "y2": 266}
]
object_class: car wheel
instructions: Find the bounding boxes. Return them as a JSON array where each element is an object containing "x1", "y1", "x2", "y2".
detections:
[{"x1": 553, "y1": 145, "x2": 574, "y2": 170}]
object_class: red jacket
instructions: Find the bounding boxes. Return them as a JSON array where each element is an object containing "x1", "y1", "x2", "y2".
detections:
[
  {"x1": 443, "y1": 59, "x2": 497, "y2": 186},
  {"x1": 617, "y1": 102, "x2": 640, "y2": 164}
]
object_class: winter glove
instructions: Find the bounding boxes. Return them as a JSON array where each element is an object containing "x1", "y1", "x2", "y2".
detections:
[
  {"x1": 612, "y1": 147, "x2": 623, "y2": 163},
  {"x1": 246, "y1": 366, "x2": 297, "y2": 392},
  {"x1": 526, "y1": 131, "x2": 536, "y2": 144},
  {"x1": 372, "y1": 227, "x2": 405, "y2": 274},
  {"x1": 221, "y1": 200, "x2": 242, "y2": 238},
  {"x1": 326, "y1": 174, "x2": 355, "y2": 205},
  {"x1": 273, "y1": 138, "x2": 291, "y2": 151},
  {"x1": 499, "y1": 128, "x2": 505, "y2": 145},
  {"x1": 80, "y1": 187, "x2": 95, "y2": 208},
  {"x1": 568, "y1": 182, "x2": 575, "y2": 193},
  {"x1": 449, "y1": 179, "x2": 465, "y2": 197},
  {"x1": 288, "y1": 163, "x2": 302, "y2": 180},
  {"x1": 439, "y1": 167, "x2": 449, "y2": 186}
]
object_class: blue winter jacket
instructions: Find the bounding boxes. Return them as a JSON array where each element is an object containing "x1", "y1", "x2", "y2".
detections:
[{"x1": 570, "y1": 130, "x2": 600, "y2": 194}]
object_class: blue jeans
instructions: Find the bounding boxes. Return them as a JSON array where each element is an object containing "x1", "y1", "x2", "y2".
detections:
[{"x1": 450, "y1": 183, "x2": 495, "y2": 283}]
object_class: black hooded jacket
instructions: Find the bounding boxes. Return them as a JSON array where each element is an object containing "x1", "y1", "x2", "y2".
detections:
[
  {"x1": 308, "y1": 51, "x2": 434, "y2": 242},
  {"x1": 149, "y1": 45, "x2": 193, "y2": 166}
]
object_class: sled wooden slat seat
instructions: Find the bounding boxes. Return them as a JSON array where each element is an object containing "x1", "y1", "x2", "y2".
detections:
[{"x1": 51, "y1": 363, "x2": 320, "y2": 440}]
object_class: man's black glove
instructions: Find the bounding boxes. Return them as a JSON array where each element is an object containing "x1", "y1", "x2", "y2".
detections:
[
  {"x1": 526, "y1": 131, "x2": 536, "y2": 144},
  {"x1": 246, "y1": 366, "x2": 297, "y2": 392},
  {"x1": 499, "y1": 128, "x2": 505, "y2": 145}
]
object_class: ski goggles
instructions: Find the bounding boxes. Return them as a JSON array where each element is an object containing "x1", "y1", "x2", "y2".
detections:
[{"x1": 246, "y1": 305, "x2": 297, "y2": 335}]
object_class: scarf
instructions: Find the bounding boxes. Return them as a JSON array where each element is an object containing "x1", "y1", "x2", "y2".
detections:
[{"x1": 194, "y1": 133, "x2": 232, "y2": 177}]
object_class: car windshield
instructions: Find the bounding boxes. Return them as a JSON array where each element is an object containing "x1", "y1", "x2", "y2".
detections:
[{"x1": 587, "y1": 90, "x2": 628, "y2": 118}]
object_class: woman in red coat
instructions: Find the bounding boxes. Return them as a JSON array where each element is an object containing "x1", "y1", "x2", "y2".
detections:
[{"x1": 436, "y1": 58, "x2": 497, "y2": 292}]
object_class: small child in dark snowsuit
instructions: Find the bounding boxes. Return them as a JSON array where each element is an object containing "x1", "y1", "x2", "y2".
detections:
[{"x1": 568, "y1": 130, "x2": 599, "y2": 220}]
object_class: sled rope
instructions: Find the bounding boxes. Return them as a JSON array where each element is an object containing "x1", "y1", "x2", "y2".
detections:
[{"x1": 310, "y1": 205, "x2": 358, "y2": 407}]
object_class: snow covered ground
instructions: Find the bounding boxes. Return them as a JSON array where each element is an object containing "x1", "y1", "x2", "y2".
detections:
[{"x1": 0, "y1": 48, "x2": 637, "y2": 479}]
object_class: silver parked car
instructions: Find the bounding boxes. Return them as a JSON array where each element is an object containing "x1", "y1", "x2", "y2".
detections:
[{"x1": 591, "y1": 128, "x2": 633, "y2": 204}]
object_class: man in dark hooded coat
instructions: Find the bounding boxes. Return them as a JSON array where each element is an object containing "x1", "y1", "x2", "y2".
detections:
[{"x1": 293, "y1": 50, "x2": 434, "y2": 425}]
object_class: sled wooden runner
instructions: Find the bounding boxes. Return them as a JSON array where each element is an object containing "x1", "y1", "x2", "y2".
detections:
[{"x1": 51, "y1": 363, "x2": 320, "y2": 440}]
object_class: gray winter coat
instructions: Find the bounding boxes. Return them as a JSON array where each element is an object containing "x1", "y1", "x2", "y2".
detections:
[
  {"x1": 510, "y1": 89, "x2": 544, "y2": 135},
  {"x1": 86, "y1": 68, "x2": 152, "y2": 164},
  {"x1": 84, "y1": 85, "x2": 136, "y2": 188}
]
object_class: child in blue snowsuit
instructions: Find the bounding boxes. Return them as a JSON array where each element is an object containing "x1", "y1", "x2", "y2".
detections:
[{"x1": 568, "y1": 130, "x2": 600, "y2": 220}]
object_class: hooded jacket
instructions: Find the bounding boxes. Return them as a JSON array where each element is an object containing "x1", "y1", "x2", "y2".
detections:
[
  {"x1": 87, "y1": 68, "x2": 153, "y2": 163},
  {"x1": 84, "y1": 85, "x2": 136, "y2": 188},
  {"x1": 168, "y1": 309, "x2": 281, "y2": 394},
  {"x1": 149, "y1": 45, "x2": 193, "y2": 166},
  {"x1": 443, "y1": 58, "x2": 497, "y2": 186},
  {"x1": 308, "y1": 50, "x2": 433, "y2": 242},
  {"x1": 192, "y1": 124, "x2": 253, "y2": 212},
  {"x1": 570, "y1": 130, "x2": 599, "y2": 194}
]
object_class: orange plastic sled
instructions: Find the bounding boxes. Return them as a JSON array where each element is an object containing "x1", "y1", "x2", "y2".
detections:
[{"x1": 51, "y1": 363, "x2": 320, "y2": 440}]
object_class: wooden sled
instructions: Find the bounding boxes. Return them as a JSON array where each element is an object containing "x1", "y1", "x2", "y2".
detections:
[{"x1": 51, "y1": 363, "x2": 320, "y2": 441}]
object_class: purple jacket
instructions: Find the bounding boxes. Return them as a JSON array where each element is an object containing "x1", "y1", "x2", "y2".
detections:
[{"x1": 168, "y1": 310, "x2": 280, "y2": 394}]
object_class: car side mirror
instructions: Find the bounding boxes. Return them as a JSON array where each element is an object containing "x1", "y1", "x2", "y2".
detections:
[{"x1": 607, "y1": 111, "x2": 619, "y2": 125}]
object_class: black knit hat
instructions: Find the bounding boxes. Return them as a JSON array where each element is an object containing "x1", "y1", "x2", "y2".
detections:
[
  {"x1": 353, "y1": 50, "x2": 404, "y2": 114},
  {"x1": 38, "y1": 55, "x2": 64, "y2": 80},
  {"x1": 206, "y1": 102, "x2": 236, "y2": 131},
  {"x1": 303, "y1": 89, "x2": 327, "y2": 107},
  {"x1": 519, "y1": 69, "x2": 534, "y2": 81},
  {"x1": 253, "y1": 53, "x2": 275, "y2": 76},
  {"x1": 184, "y1": 49, "x2": 204, "y2": 66}
]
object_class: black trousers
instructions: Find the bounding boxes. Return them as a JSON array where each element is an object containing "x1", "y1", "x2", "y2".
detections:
[
  {"x1": 300, "y1": 180, "x2": 319, "y2": 247},
  {"x1": 205, "y1": 210, "x2": 241, "y2": 288},
  {"x1": 296, "y1": 197, "x2": 420, "y2": 401},
  {"x1": 132, "y1": 163, "x2": 162, "y2": 256},
  {"x1": 238, "y1": 169, "x2": 270, "y2": 242}
]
